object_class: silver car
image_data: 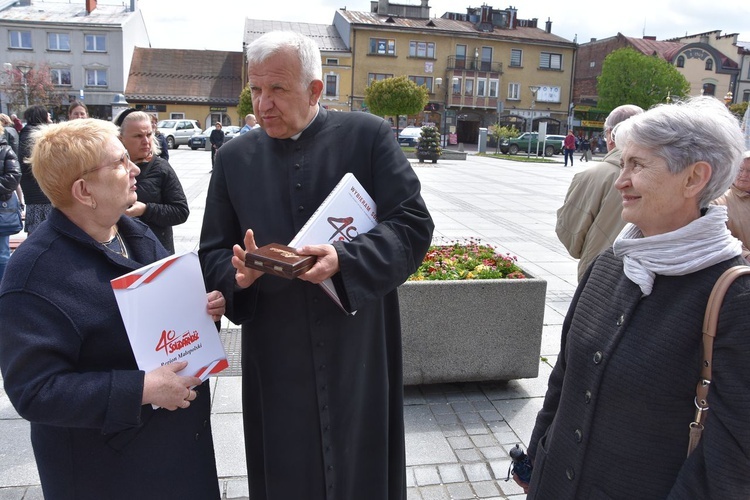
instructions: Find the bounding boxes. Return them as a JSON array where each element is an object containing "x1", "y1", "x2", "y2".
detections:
[{"x1": 157, "y1": 119, "x2": 202, "y2": 149}]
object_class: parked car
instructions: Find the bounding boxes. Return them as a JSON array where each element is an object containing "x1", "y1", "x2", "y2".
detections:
[
  {"x1": 157, "y1": 119, "x2": 203, "y2": 149},
  {"x1": 500, "y1": 132, "x2": 565, "y2": 157},
  {"x1": 398, "y1": 126, "x2": 422, "y2": 147},
  {"x1": 188, "y1": 125, "x2": 241, "y2": 151}
]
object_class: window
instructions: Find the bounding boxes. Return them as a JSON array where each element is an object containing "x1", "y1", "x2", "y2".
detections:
[
  {"x1": 325, "y1": 58, "x2": 339, "y2": 65},
  {"x1": 170, "y1": 113, "x2": 185, "y2": 119},
  {"x1": 480, "y1": 47, "x2": 492, "y2": 71},
  {"x1": 455, "y1": 44, "x2": 467, "y2": 69},
  {"x1": 743, "y1": 90, "x2": 750, "y2": 103},
  {"x1": 702, "y1": 83, "x2": 715, "y2": 96},
  {"x1": 539, "y1": 52, "x2": 562, "y2": 70},
  {"x1": 464, "y1": 79, "x2": 474, "y2": 96},
  {"x1": 477, "y1": 79, "x2": 486, "y2": 97},
  {"x1": 50, "y1": 68, "x2": 71, "y2": 86},
  {"x1": 48, "y1": 33, "x2": 70, "y2": 51},
  {"x1": 507, "y1": 83, "x2": 520, "y2": 100},
  {"x1": 489, "y1": 79, "x2": 499, "y2": 98},
  {"x1": 705, "y1": 59, "x2": 713, "y2": 71},
  {"x1": 367, "y1": 73, "x2": 393, "y2": 85},
  {"x1": 9, "y1": 30, "x2": 32, "y2": 49},
  {"x1": 409, "y1": 41, "x2": 435, "y2": 59},
  {"x1": 589, "y1": 61, "x2": 596, "y2": 68},
  {"x1": 510, "y1": 49, "x2": 522, "y2": 67},
  {"x1": 370, "y1": 38, "x2": 395, "y2": 55},
  {"x1": 85, "y1": 69, "x2": 108, "y2": 86},
  {"x1": 676, "y1": 56, "x2": 685, "y2": 68},
  {"x1": 409, "y1": 76, "x2": 433, "y2": 92},
  {"x1": 85, "y1": 34, "x2": 106, "y2": 52},
  {"x1": 452, "y1": 77, "x2": 462, "y2": 95},
  {"x1": 325, "y1": 74, "x2": 338, "y2": 97}
]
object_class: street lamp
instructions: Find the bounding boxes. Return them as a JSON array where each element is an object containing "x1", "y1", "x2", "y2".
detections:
[
  {"x1": 17, "y1": 64, "x2": 31, "y2": 109},
  {"x1": 435, "y1": 77, "x2": 448, "y2": 148},
  {"x1": 527, "y1": 85, "x2": 540, "y2": 157}
]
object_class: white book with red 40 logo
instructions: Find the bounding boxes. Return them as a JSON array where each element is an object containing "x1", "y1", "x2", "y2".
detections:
[
  {"x1": 111, "y1": 251, "x2": 228, "y2": 382},
  {"x1": 288, "y1": 172, "x2": 378, "y2": 314}
]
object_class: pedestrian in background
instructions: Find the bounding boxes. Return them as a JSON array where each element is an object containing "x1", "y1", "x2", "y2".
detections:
[
  {"x1": 0, "y1": 119, "x2": 224, "y2": 500},
  {"x1": 116, "y1": 109, "x2": 188, "y2": 254},
  {"x1": 0, "y1": 122, "x2": 21, "y2": 280},
  {"x1": 199, "y1": 30, "x2": 433, "y2": 499},
  {"x1": 522, "y1": 96, "x2": 750, "y2": 499},
  {"x1": 150, "y1": 114, "x2": 169, "y2": 161},
  {"x1": 209, "y1": 122, "x2": 224, "y2": 169},
  {"x1": 578, "y1": 136, "x2": 591, "y2": 162},
  {"x1": 712, "y1": 150, "x2": 750, "y2": 261},
  {"x1": 556, "y1": 104, "x2": 644, "y2": 279},
  {"x1": 0, "y1": 114, "x2": 19, "y2": 156},
  {"x1": 10, "y1": 114, "x2": 22, "y2": 133},
  {"x1": 239, "y1": 113, "x2": 258, "y2": 135},
  {"x1": 563, "y1": 130, "x2": 576, "y2": 167},
  {"x1": 19, "y1": 105, "x2": 52, "y2": 234},
  {"x1": 67, "y1": 101, "x2": 88, "y2": 120}
]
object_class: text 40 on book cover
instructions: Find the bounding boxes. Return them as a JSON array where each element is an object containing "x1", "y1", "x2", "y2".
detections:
[
  {"x1": 111, "y1": 251, "x2": 228, "y2": 382},
  {"x1": 289, "y1": 172, "x2": 378, "y2": 313}
]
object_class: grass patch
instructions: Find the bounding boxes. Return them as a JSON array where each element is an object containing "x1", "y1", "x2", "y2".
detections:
[{"x1": 477, "y1": 152, "x2": 559, "y2": 164}]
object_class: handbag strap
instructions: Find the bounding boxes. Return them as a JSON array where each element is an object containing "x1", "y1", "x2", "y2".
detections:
[{"x1": 687, "y1": 265, "x2": 750, "y2": 457}]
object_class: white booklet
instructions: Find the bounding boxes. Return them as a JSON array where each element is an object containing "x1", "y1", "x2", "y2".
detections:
[
  {"x1": 289, "y1": 172, "x2": 378, "y2": 313},
  {"x1": 111, "y1": 251, "x2": 228, "y2": 383}
]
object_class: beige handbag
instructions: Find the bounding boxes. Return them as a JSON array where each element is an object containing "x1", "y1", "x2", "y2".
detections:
[{"x1": 687, "y1": 265, "x2": 750, "y2": 457}]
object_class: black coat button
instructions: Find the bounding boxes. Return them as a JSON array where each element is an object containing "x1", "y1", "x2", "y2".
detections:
[
  {"x1": 616, "y1": 314, "x2": 625, "y2": 326},
  {"x1": 593, "y1": 351, "x2": 603, "y2": 364},
  {"x1": 566, "y1": 467, "x2": 575, "y2": 480},
  {"x1": 584, "y1": 390, "x2": 592, "y2": 403},
  {"x1": 574, "y1": 429, "x2": 582, "y2": 443}
]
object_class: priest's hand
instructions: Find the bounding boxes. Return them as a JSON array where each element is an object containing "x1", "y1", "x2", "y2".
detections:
[
  {"x1": 206, "y1": 290, "x2": 225, "y2": 321},
  {"x1": 296, "y1": 244, "x2": 339, "y2": 284},
  {"x1": 232, "y1": 229, "x2": 264, "y2": 289}
]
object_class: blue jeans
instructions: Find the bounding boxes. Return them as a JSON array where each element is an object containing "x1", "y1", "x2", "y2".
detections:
[
  {"x1": 0, "y1": 235, "x2": 9, "y2": 282},
  {"x1": 564, "y1": 149, "x2": 574, "y2": 166}
]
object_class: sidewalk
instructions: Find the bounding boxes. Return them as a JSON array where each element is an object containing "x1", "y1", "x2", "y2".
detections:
[{"x1": 0, "y1": 146, "x2": 584, "y2": 499}]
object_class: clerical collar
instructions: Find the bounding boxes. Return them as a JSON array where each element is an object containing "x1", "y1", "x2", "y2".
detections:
[{"x1": 290, "y1": 106, "x2": 320, "y2": 141}]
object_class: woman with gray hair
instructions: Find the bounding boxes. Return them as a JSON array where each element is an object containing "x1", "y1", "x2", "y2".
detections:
[{"x1": 520, "y1": 96, "x2": 750, "y2": 498}]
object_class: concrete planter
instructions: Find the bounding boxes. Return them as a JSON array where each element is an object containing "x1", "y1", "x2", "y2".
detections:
[{"x1": 398, "y1": 274, "x2": 547, "y2": 385}]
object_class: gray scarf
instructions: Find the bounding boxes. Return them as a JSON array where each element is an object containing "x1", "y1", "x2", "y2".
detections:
[{"x1": 612, "y1": 205, "x2": 742, "y2": 296}]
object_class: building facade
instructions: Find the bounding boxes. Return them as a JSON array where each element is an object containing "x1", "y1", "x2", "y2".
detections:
[
  {"x1": 125, "y1": 48, "x2": 243, "y2": 129},
  {"x1": 0, "y1": 0, "x2": 149, "y2": 119},
  {"x1": 333, "y1": 2, "x2": 576, "y2": 144}
]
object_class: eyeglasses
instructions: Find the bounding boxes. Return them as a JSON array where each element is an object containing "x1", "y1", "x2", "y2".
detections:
[{"x1": 81, "y1": 151, "x2": 132, "y2": 177}]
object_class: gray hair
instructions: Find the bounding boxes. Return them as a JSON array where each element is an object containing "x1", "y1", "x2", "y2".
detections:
[
  {"x1": 613, "y1": 96, "x2": 744, "y2": 207},
  {"x1": 603, "y1": 104, "x2": 644, "y2": 131},
  {"x1": 246, "y1": 31, "x2": 322, "y2": 89}
]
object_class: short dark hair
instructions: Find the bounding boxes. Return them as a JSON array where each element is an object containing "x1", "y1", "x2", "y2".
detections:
[{"x1": 24, "y1": 105, "x2": 49, "y2": 126}]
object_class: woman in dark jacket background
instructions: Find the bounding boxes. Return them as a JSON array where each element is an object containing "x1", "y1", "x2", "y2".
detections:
[
  {"x1": 116, "y1": 110, "x2": 188, "y2": 254},
  {"x1": 19, "y1": 105, "x2": 51, "y2": 233},
  {"x1": 0, "y1": 124, "x2": 21, "y2": 280}
]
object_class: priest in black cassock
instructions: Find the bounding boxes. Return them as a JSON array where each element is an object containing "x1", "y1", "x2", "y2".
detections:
[{"x1": 199, "y1": 31, "x2": 434, "y2": 499}]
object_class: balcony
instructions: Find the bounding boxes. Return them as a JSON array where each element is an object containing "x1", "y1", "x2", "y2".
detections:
[{"x1": 447, "y1": 56, "x2": 503, "y2": 74}]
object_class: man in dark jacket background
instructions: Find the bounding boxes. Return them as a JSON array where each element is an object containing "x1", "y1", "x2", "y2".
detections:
[{"x1": 209, "y1": 122, "x2": 224, "y2": 171}]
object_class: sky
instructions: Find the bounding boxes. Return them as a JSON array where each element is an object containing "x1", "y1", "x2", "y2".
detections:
[{"x1": 75, "y1": 0, "x2": 747, "y2": 52}]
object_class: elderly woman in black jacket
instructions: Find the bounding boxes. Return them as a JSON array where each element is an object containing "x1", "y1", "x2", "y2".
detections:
[
  {"x1": 115, "y1": 110, "x2": 188, "y2": 254},
  {"x1": 0, "y1": 119, "x2": 225, "y2": 499},
  {"x1": 520, "y1": 96, "x2": 750, "y2": 499}
]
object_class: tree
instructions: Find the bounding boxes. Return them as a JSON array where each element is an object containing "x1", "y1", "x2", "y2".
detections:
[
  {"x1": 488, "y1": 124, "x2": 519, "y2": 154},
  {"x1": 364, "y1": 75, "x2": 429, "y2": 134},
  {"x1": 597, "y1": 48, "x2": 690, "y2": 112},
  {"x1": 1, "y1": 63, "x2": 63, "y2": 112},
  {"x1": 729, "y1": 101, "x2": 748, "y2": 121},
  {"x1": 237, "y1": 84, "x2": 253, "y2": 119},
  {"x1": 416, "y1": 126, "x2": 442, "y2": 162}
]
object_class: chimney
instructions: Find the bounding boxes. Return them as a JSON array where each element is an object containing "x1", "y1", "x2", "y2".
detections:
[
  {"x1": 86, "y1": 0, "x2": 97, "y2": 14},
  {"x1": 545, "y1": 18, "x2": 552, "y2": 33}
]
